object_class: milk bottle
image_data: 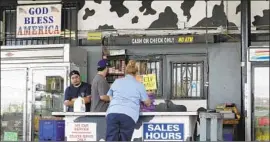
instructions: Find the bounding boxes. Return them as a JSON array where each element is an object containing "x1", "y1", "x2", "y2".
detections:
[{"x1": 73, "y1": 93, "x2": 86, "y2": 112}]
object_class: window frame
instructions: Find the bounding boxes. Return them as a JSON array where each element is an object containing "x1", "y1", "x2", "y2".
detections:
[
  {"x1": 164, "y1": 54, "x2": 208, "y2": 100},
  {"x1": 128, "y1": 54, "x2": 164, "y2": 98},
  {"x1": 170, "y1": 61, "x2": 205, "y2": 99}
]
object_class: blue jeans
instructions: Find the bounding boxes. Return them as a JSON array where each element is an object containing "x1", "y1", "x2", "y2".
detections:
[{"x1": 106, "y1": 113, "x2": 136, "y2": 141}]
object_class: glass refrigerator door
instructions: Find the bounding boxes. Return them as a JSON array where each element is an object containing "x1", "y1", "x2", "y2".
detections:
[
  {"x1": 253, "y1": 67, "x2": 269, "y2": 141},
  {"x1": 27, "y1": 67, "x2": 68, "y2": 141},
  {"x1": 1, "y1": 68, "x2": 28, "y2": 141}
]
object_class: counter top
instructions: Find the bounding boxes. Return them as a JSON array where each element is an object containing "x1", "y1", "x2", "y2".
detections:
[{"x1": 52, "y1": 112, "x2": 198, "y2": 117}]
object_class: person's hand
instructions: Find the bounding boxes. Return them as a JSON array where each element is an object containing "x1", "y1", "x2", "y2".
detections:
[
  {"x1": 71, "y1": 98, "x2": 77, "y2": 102},
  {"x1": 147, "y1": 90, "x2": 155, "y2": 94},
  {"x1": 64, "y1": 100, "x2": 69, "y2": 106},
  {"x1": 86, "y1": 96, "x2": 91, "y2": 101}
]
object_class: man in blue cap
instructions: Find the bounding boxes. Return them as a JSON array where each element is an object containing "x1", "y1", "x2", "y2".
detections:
[
  {"x1": 91, "y1": 59, "x2": 110, "y2": 112},
  {"x1": 64, "y1": 70, "x2": 91, "y2": 112}
]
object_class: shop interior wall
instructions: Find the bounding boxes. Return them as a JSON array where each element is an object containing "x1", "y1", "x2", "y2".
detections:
[
  {"x1": 80, "y1": 46, "x2": 103, "y2": 84},
  {"x1": 81, "y1": 42, "x2": 241, "y2": 110}
]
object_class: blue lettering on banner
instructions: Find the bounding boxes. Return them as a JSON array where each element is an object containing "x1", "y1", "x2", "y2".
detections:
[
  {"x1": 143, "y1": 123, "x2": 184, "y2": 141},
  {"x1": 24, "y1": 16, "x2": 54, "y2": 24},
  {"x1": 29, "y1": 7, "x2": 49, "y2": 15}
]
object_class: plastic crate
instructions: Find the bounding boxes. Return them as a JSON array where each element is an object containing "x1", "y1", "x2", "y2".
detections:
[
  {"x1": 39, "y1": 120, "x2": 65, "y2": 141},
  {"x1": 223, "y1": 133, "x2": 233, "y2": 141}
]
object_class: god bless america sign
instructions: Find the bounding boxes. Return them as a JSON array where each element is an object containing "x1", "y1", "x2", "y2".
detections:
[{"x1": 16, "y1": 4, "x2": 62, "y2": 38}]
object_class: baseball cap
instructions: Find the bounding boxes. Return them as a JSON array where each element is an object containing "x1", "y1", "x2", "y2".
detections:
[
  {"x1": 97, "y1": 59, "x2": 110, "y2": 68},
  {"x1": 69, "y1": 70, "x2": 80, "y2": 77}
]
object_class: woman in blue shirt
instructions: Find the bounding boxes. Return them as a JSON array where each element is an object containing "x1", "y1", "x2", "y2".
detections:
[{"x1": 106, "y1": 60, "x2": 152, "y2": 141}]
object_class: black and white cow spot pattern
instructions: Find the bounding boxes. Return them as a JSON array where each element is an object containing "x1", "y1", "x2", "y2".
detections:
[
  {"x1": 181, "y1": 0, "x2": 196, "y2": 22},
  {"x1": 132, "y1": 16, "x2": 139, "y2": 24},
  {"x1": 1, "y1": 0, "x2": 269, "y2": 31},
  {"x1": 94, "y1": 0, "x2": 102, "y2": 4},
  {"x1": 109, "y1": 0, "x2": 129, "y2": 18},
  {"x1": 252, "y1": 9, "x2": 269, "y2": 30},
  {"x1": 139, "y1": 0, "x2": 156, "y2": 15},
  {"x1": 83, "y1": 8, "x2": 95, "y2": 20},
  {"x1": 77, "y1": 0, "x2": 269, "y2": 30},
  {"x1": 191, "y1": 0, "x2": 238, "y2": 30},
  {"x1": 97, "y1": 24, "x2": 115, "y2": 30},
  {"x1": 148, "y1": 6, "x2": 178, "y2": 29}
]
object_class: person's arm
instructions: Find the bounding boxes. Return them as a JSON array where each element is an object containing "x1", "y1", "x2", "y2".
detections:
[
  {"x1": 139, "y1": 84, "x2": 152, "y2": 107},
  {"x1": 107, "y1": 89, "x2": 113, "y2": 101},
  {"x1": 83, "y1": 83, "x2": 91, "y2": 104},
  {"x1": 107, "y1": 82, "x2": 115, "y2": 101},
  {"x1": 98, "y1": 80, "x2": 110, "y2": 102},
  {"x1": 100, "y1": 95, "x2": 110, "y2": 102},
  {"x1": 64, "y1": 87, "x2": 76, "y2": 106},
  {"x1": 109, "y1": 95, "x2": 112, "y2": 101}
]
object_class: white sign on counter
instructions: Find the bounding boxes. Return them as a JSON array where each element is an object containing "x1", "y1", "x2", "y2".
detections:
[{"x1": 67, "y1": 123, "x2": 96, "y2": 141}]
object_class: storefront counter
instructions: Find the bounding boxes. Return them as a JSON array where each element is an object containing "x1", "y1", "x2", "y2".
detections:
[{"x1": 52, "y1": 112, "x2": 198, "y2": 141}]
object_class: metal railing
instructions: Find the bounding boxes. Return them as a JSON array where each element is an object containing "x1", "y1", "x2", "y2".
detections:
[
  {"x1": 128, "y1": 54, "x2": 163, "y2": 97},
  {"x1": 136, "y1": 60, "x2": 163, "y2": 97},
  {"x1": 171, "y1": 62, "x2": 204, "y2": 99}
]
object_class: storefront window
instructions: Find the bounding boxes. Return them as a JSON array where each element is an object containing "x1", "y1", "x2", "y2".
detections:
[
  {"x1": 171, "y1": 62, "x2": 203, "y2": 99},
  {"x1": 3, "y1": 9, "x2": 15, "y2": 45},
  {"x1": 135, "y1": 60, "x2": 162, "y2": 97},
  {"x1": 253, "y1": 67, "x2": 269, "y2": 141},
  {"x1": 1, "y1": 69, "x2": 27, "y2": 141}
]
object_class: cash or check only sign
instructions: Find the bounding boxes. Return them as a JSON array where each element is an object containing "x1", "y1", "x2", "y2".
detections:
[{"x1": 142, "y1": 74, "x2": 157, "y2": 90}]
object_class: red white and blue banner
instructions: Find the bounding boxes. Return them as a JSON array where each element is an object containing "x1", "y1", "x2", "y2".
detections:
[{"x1": 16, "y1": 4, "x2": 62, "y2": 38}]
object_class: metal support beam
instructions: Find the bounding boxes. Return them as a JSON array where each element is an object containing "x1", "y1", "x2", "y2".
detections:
[{"x1": 240, "y1": 0, "x2": 251, "y2": 141}]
